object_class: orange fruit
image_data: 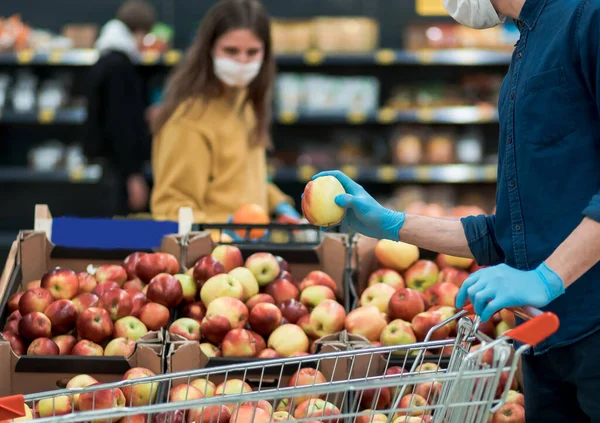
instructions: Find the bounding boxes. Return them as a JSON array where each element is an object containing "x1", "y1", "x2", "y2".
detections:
[{"x1": 232, "y1": 204, "x2": 270, "y2": 239}]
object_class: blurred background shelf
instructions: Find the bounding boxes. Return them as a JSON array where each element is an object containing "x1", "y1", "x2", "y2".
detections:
[{"x1": 0, "y1": 108, "x2": 87, "y2": 124}]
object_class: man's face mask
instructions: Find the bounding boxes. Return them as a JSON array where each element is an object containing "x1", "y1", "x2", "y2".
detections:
[{"x1": 443, "y1": 0, "x2": 506, "y2": 29}]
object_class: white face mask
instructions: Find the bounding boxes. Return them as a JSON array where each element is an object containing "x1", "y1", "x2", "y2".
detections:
[
  {"x1": 213, "y1": 57, "x2": 261, "y2": 88},
  {"x1": 443, "y1": 0, "x2": 506, "y2": 30}
]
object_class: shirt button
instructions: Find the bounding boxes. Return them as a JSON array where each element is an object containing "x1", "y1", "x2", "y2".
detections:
[
  {"x1": 508, "y1": 137, "x2": 513, "y2": 144},
  {"x1": 510, "y1": 92, "x2": 515, "y2": 100},
  {"x1": 509, "y1": 180, "x2": 515, "y2": 188},
  {"x1": 515, "y1": 225, "x2": 521, "y2": 231},
  {"x1": 517, "y1": 52, "x2": 523, "y2": 59}
]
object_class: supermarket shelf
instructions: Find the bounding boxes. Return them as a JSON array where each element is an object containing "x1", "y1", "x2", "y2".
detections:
[
  {"x1": 270, "y1": 164, "x2": 498, "y2": 183},
  {"x1": 276, "y1": 106, "x2": 499, "y2": 125},
  {"x1": 0, "y1": 166, "x2": 103, "y2": 183},
  {"x1": 0, "y1": 48, "x2": 512, "y2": 67},
  {"x1": 0, "y1": 108, "x2": 87, "y2": 124}
]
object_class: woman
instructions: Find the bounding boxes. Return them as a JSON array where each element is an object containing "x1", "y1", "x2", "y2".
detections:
[{"x1": 150, "y1": 0, "x2": 298, "y2": 224}]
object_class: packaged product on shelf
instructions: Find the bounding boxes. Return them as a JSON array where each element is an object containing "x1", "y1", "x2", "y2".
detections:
[
  {"x1": 390, "y1": 129, "x2": 424, "y2": 165},
  {"x1": 62, "y1": 24, "x2": 99, "y2": 49},
  {"x1": 456, "y1": 130, "x2": 484, "y2": 163},
  {"x1": 270, "y1": 19, "x2": 313, "y2": 54},
  {"x1": 313, "y1": 17, "x2": 379, "y2": 53},
  {"x1": 426, "y1": 133, "x2": 455, "y2": 164}
]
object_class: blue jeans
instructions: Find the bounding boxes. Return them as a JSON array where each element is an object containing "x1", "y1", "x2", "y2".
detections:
[{"x1": 522, "y1": 328, "x2": 600, "y2": 423}]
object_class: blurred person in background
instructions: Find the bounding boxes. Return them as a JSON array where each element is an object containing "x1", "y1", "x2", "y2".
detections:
[
  {"x1": 150, "y1": 0, "x2": 299, "y2": 224},
  {"x1": 315, "y1": 0, "x2": 600, "y2": 421},
  {"x1": 84, "y1": 0, "x2": 154, "y2": 214}
]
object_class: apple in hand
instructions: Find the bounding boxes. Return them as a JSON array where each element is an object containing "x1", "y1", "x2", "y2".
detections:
[
  {"x1": 44, "y1": 299, "x2": 78, "y2": 335},
  {"x1": 228, "y1": 267, "x2": 259, "y2": 301},
  {"x1": 122, "y1": 367, "x2": 158, "y2": 407},
  {"x1": 249, "y1": 303, "x2": 282, "y2": 336},
  {"x1": 53, "y1": 334, "x2": 77, "y2": 355},
  {"x1": 245, "y1": 253, "x2": 280, "y2": 287},
  {"x1": 368, "y1": 269, "x2": 405, "y2": 291},
  {"x1": 222, "y1": 328, "x2": 257, "y2": 357},
  {"x1": 181, "y1": 301, "x2": 206, "y2": 322},
  {"x1": 309, "y1": 299, "x2": 346, "y2": 338},
  {"x1": 200, "y1": 274, "x2": 244, "y2": 305},
  {"x1": 300, "y1": 285, "x2": 336, "y2": 309},
  {"x1": 72, "y1": 340, "x2": 104, "y2": 356},
  {"x1": 375, "y1": 240, "x2": 419, "y2": 271},
  {"x1": 123, "y1": 252, "x2": 147, "y2": 279},
  {"x1": 28, "y1": 337, "x2": 59, "y2": 356},
  {"x1": 279, "y1": 299, "x2": 308, "y2": 324},
  {"x1": 302, "y1": 175, "x2": 346, "y2": 227},
  {"x1": 193, "y1": 256, "x2": 226, "y2": 286},
  {"x1": 424, "y1": 282, "x2": 459, "y2": 308},
  {"x1": 388, "y1": 288, "x2": 425, "y2": 322},
  {"x1": 77, "y1": 307, "x2": 114, "y2": 344},
  {"x1": 492, "y1": 403, "x2": 525, "y2": 423},
  {"x1": 169, "y1": 318, "x2": 201, "y2": 341},
  {"x1": 268, "y1": 324, "x2": 309, "y2": 357},
  {"x1": 380, "y1": 319, "x2": 417, "y2": 350},
  {"x1": 104, "y1": 337, "x2": 136, "y2": 357},
  {"x1": 345, "y1": 306, "x2": 387, "y2": 342},
  {"x1": 299, "y1": 270, "x2": 338, "y2": 294},
  {"x1": 212, "y1": 245, "x2": 244, "y2": 272},
  {"x1": 405, "y1": 260, "x2": 439, "y2": 292},
  {"x1": 41, "y1": 268, "x2": 79, "y2": 300},
  {"x1": 2, "y1": 332, "x2": 25, "y2": 355},
  {"x1": 137, "y1": 302, "x2": 170, "y2": 331},
  {"x1": 94, "y1": 281, "x2": 120, "y2": 297},
  {"x1": 95, "y1": 265, "x2": 128, "y2": 286},
  {"x1": 266, "y1": 278, "x2": 299, "y2": 304},
  {"x1": 174, "y1": 274, "x2": 197, "y2": 303},
  {"x1": 19, "y1": 311, "x2": 52, "y2": 340},
  {"x1": 246, "y1": 294, "x2": 275, "y2": 310},
  {"x1": 19, "y1": 287, "x2": 53, "y2": 315},
  {"x1": 147, "y1": 273, "x2": 184, "y2": 308},
  {"x1": 114, "y1": 316, "x2": 148, "y2": 341},
  {"x1": 412, "y1": 311, "x2": 450, "y2": 341},
  {"x1": 360, "y1": 283, "x2": 396, "y2": 313}
]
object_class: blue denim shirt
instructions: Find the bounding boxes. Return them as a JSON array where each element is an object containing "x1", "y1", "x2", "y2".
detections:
[{"x1": 461, "y1": 0, "x2": 600, "y2": 354}]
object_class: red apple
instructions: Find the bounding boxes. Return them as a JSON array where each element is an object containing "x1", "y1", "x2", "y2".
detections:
[
  {"x1": 192, "y1": 406, "x2": 231, "y2": 423},
  {"x1": 359, "y1": 387, "x2": 391, "y2": 410},
  {"x1": 127, "y1": 290, "x2": 148, "y2": 317},
  {"x1": 26, "y1": 280, "x2": 41, "y2": 290},
  {"x1": 41, "y1": 268, "x2": 79, "y2": 300},
  {"x1": 492, "y1": 403, "x2": 525, "y2": 423},
  {"x1": 360, "y1": 283, "x2": 397, "y2": 313},
  {"x1": 505, "y1": 390, "x2": 525, "y2": 407},
  {"x1": 3, "y1": 310, "x2": 21, "y2": 334},
  {"x1": 94, "y1": 281, "x2": 120, "y2": 297},
  {"x1": 76, "y1": 307, "x2": 114, "y2": 344},
  {"x1": 266, "y1": 278, "x2": 300, "y2": 304},
  {"x1": 212, "y1": 245, "x2": 244, "y2": 272},
  {"x1": 27, "y1": 337, "x2": 59, "y2": 356},
  {"x1": 268, "y1": 324, "x2": 310, "y2": 357},
  {"x1": 77, "y1": 272, "x2": 97, "y2": 293},
  {"x1": 114, "y1": 316, "x2": 148, "y2": 341},
  {"x1": 294, "y1": 399, "x2": 340, "y2": 422},
  {"x1": 44, "y1": 299, "x2": 78, "y2": 335},
  {"x1": 53, "y1": 334, "x2": 77, "y2": 355},
  {"x1": 231, "y1": 405, "x2": 270, "y2": 423},
  {"x1": 276, "y1": 256, "x2": 290, "y2": 273},
  {"x1": 1, "y1": 331, "x2": 25, "y2": 355},
  {"x1": 289, "y1": 368, "x2": 328, "y2": 404},
  {"x1": 147, "y1": 273, "x2": 183, "y2": 308},
  {"x1": 278, "y1": 270, "x2": 298, "y2": 286},
  {"x1": 104, "y1": 337, "x2": 136, "y2": 357},
  {"x1": 500, "y1": 309, "x2": 516, "y2": 327},
  {"x1": 246, "y1": 294, "x2": 275, "y2": 310},
  {"x1": 193, "y1": 256, "x2": 226, "y2": 286},
  {"x1": 71, "y1": 340, "x2": 103, "y2": 356},
  {"x1": 309, "y1": 299, "x2": 346, "y2": 338},
  {"x1": 169, "y1": 318, "x2": 201, "y2": 341},
  {"x1": 279, "y1": 299, "x2": 309, "y2": 324},
  {"x1": 405, "y1": 260, "x2": 439, "y2": 292},
  {"x1": 19, "y1": 288, "x2": 53, "y2": 315},
  {"x1": 222, "y1": 328, "x2": 257, "y2": 357},
  {"x1": 98, "y1": 289, "x2": 133, "y2": 321},
  {"x1": 153, "y1": 411, "x2": 184, "y2": 423},
  {"x1": 123, "y1": 278, "x2": 144, "y2": 292},
  {"x1": 199, "y1": 343, "x2": 222, "y2": 358},
  {"x1": 395, "y1": 394, "x2": 427, "y2": 417},
  {"x1": 169, "y1": 383, "x2": 204, "y2": 403},
  {"x1": 7, "y1": 292, "x2": 23, "y2": 313},
  {"x1": 300, "y1": 285, "x2": 336, "y2": 309},
  {"x1": 257, "y1": 348, "x2": 280, "y2": 359},
  {"x1": 412, "y1": 311, "x2": 450, "y2": 342},
  {"x1": 72, "y1": 292, "x2": 100, "y2": 314},
  {"x1": 136, "y1": 253, "x2": 179, "y2": 283},
  {"x1": 95, "y1": 265, "x2": 128, "y2": 286},
  {"x1": 299, "y1": 270, "x2": 338, "y2": 294},
  {"x1": 245, "y1": 253, "x2": 281, "y2": 287},
  {"x1": 181, "y1": 302, "x2": 206, "y2": 322},
  {"x1": 368, "y1": 269, "x2": 405, "y2": 291},
  {"x1": 249, "y1": 303, "x2": 282, "y2": 336},
  {"x1": 438, "y1": 267, "x2": 469, "y2": 288},
  {"x1": 79, "y1": 384, "x2": 126, "y2": 412},
  {"x1": 424, "y1": 282, "x2": 459, "y2": 308},
  {"x1": 19, "y1": 311, "x2": 52, "y2": 340},
  {"x1": 414, "y1": 381, "x2": 443, "y2": 404},
  {"x1": 388, "y1": 288, "x2": 425, "y2": 322},
  {"x1": 345, "y1": 306, "x2": 388, "y2": 342},
  {"x1": 134, "y1": 299, "x2": 168, "y2": 330},
  {"x1": 496, "y1": 371, "x2": 519, "y2": 399},
  {"x1": 123, "y1": 252, "x2": 148, "y2": 279},
  {"x1": 201, "y1": 315, "x2": 232, "y2": 344}
]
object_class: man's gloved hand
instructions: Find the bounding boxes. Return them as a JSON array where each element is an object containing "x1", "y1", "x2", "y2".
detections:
[
  {"x1": 311, "y1": 171, "x2": 406, "y2": 241},
  {"x1": 274, "y1": 202, "x2": 301, "y2": 221},
  {"x1": 456, "y1": 262, "x2": 566, "y2": 322}
]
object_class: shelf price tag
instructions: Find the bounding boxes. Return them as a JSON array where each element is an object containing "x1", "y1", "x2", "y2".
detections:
[
  {"x1": 416, "y1": 108, "x2": 435, "y2": 123},
  {"x1": 164, "y1": 50, "x2": 182, "y2": 65},
  {"x1": 416, "y1": 50, "x2": 435, "y2": 65},
  {"x1": 298, "y1": 165, "x2": 316, "y2": 182},
  {"x1": 279, "y1": 111, "x2": 298, "y2": 124},
  {"x1": 38, "y1": 109, "x2": 56, "y2": 124},
  {"x1": 415, "y1": 166, "x2": 431, "y2": 181},
  {"x1": 377, "y1": 166, "x2": 397, "y2": 183},
  {"x1": 377, "y1": 108, "x2": 397, "y2": 124},
  {"x1": 17, "y1": 49, "x2": 35, "y2": 64},
  {"x1": 69, "y1": 166, "x2": 84, "y2": 182},
  {"x1": 48, "y1": 50, "x2": 64, "y2": 64},
  {"x1": 347, "y1": 112, "x2": 367, "y2": 124},
  {"x1": 304, "y1": 50, "x2": 324, "y2": 66},
  {"x1": 375, "y1": 49, "x2": 396, "y2": 65},
  {"x1": 340, "y1": 165, "x2": 358, "y2": 180},
  {"x1": 141, "y1": 51, "x2": 160, "y2": 65}
]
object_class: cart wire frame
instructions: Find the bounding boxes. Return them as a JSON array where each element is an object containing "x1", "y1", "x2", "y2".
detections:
[{"x1": 0, "y1": 306, "x2": 559, "y2": 423}]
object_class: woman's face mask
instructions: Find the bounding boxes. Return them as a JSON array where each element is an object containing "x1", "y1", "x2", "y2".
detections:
[
  {"x1": 213, "y1": 57, "x2": 261, "y2": 88},
  {"x1": 443, "y1": 0, "x2": 506, "y2": 29}
]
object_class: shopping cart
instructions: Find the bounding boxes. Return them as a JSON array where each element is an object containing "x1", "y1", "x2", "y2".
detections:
[{"x1": 0, "y1": 305, "x2": 558, "y2": 423}]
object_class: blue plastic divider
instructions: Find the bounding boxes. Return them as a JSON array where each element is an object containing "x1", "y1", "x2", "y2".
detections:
[{"x1": 51, "y1": 217, "x2": 178, "y2": 250}]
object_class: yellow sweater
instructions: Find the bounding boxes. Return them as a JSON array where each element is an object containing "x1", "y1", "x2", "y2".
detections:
[{"x1": 151, "y1": 92, "x2": 291, "y2": 223}]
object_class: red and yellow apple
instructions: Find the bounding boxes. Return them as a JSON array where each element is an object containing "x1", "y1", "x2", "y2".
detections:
[{"x1": 302, "y1": 176, "x2": 346, "y2": 227}]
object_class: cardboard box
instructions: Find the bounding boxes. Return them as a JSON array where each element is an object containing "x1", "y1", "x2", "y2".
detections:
[{"x1": 0, "y1": 231, "x2": 183, "y2": 395}]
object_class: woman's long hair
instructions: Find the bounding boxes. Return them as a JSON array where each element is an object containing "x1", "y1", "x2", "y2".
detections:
[{"x1": 152, "y1": 0, "x2": 275, "y2": 147}]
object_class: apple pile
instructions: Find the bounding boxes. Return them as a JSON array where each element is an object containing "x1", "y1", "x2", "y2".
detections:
[
  {"x1": 1, "y1": 251, "x2": 184, "y2": 357},
  {"x1": 161, "y1": 367, "x2": 341, "y2": 423},
  {"x1": 168, "y1": 245, "x2": 346, "y2": 359}
]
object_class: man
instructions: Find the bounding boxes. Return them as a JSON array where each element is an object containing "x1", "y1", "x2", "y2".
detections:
[
  {"x1": 316, "y1": 0, "x2": 600, "y2": 420},
  {"x1": 84, "y1": 0, "x2": 155, "y2": 214}
]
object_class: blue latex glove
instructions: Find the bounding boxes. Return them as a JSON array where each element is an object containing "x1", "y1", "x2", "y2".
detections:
[
  {"x1": 274, "y1": 202, "x2": 301, "y2": 220},
  {"x1": 311, "y1": 171, "x2": 405, "y2": 241},
  {"x1": 456, "y1": 262, "x2": 566, "y2": 322}
]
